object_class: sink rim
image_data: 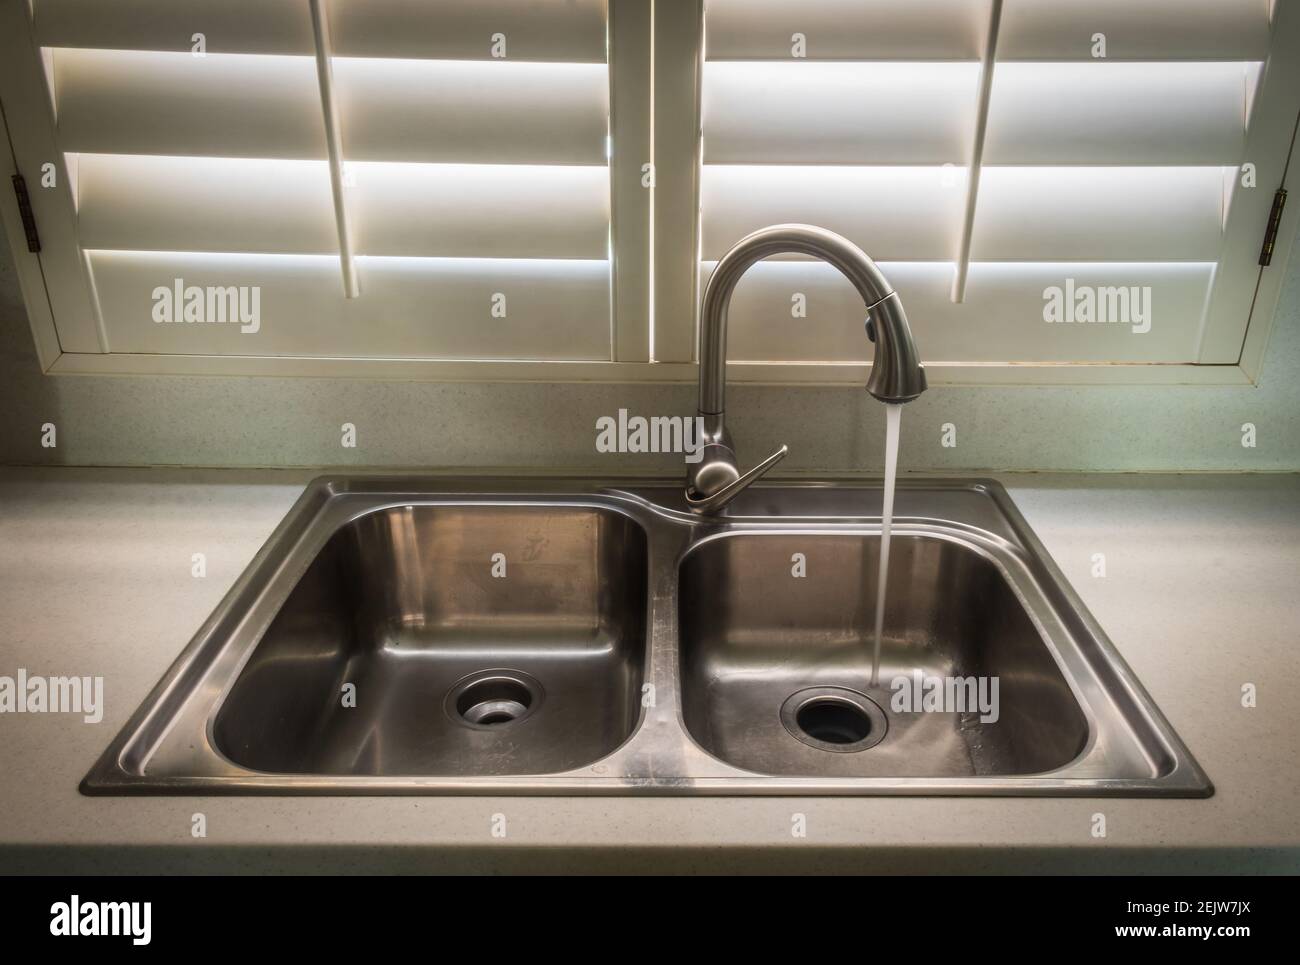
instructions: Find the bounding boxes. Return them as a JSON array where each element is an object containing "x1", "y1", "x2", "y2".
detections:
[{"x1": 81, "y1": 474, "x2": 1213, "y2": 798}]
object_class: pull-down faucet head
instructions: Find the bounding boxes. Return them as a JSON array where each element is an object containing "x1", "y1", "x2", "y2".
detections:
[{"x1": 686, "y1": 224, "x2": 927, "y2": 514}]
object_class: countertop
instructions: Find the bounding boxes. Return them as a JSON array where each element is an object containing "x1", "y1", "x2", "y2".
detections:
[{"x1": 0, "y1": 466, "x2": 1296, "y2": 873}]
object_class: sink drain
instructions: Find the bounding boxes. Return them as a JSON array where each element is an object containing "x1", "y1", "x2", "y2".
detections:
[
  {"x1": 780, "y1": 687, "x2": 887, "y2": 753},
  {"x1": 446, "y1": 670, "x2": 543, "y2": 730}
]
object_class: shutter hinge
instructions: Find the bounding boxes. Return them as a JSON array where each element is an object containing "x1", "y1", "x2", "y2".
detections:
[
  {"x1": 10, "y1": 174, "x2": 41, "y2": 253},
  {"x1": 1258, "y1": 187, "x2": 1288, "y2": 267}
]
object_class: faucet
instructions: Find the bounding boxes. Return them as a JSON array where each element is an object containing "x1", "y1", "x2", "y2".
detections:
[{"x1": 685, "y1": 224, "x2": 928, "y2": 514}]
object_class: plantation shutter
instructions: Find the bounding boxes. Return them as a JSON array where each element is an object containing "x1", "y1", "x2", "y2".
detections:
[
  {"x1": 18, "y1": 0, "x2": 615, "y2": 359},
  {"x1": 699, "y1": 0, "x2": 1295, "y2": 366}
]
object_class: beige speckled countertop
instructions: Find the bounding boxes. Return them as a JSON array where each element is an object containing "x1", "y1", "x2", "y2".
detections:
[{"x1": 0, "y1": 467, "x2": 1297, "y2": 874}]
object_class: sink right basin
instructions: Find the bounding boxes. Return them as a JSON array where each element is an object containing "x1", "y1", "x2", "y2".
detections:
[{"x1": 678, "y1": 531, "x2": 1089, "y2": 777}]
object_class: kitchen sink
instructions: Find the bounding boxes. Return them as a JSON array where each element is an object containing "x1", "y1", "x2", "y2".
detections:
[{"x1": 82, "y1": 476, "x2": 1211, "y2": 796}]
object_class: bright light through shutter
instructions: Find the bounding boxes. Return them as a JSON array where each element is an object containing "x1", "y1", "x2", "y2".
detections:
[
  {"x1": 700, "y1": 0, "x2": 1278, "y2": 365},
  {"x1": 33, "y1": 0, "x2": 614, "y2": 360}
]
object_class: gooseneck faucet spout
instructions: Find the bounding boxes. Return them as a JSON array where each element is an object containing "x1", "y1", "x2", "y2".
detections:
[{"x1": 686, "y1": 224, "x2": 927, "y2": 514}]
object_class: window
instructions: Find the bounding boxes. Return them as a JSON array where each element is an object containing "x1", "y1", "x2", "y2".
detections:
[
  {"x1": 686, "y1": 0, "x2": 1300, "y2": 382},
  {"x1": 2, "y1": 0, "x2": 1298, "y2": 385},
  {"x1": 0, "y1": 0, "x2": 650, "y2": 371}
]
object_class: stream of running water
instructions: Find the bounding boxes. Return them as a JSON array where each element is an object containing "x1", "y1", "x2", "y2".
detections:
[{"x1": 870, "y1": 403, "x2": 902, "y2": 687}]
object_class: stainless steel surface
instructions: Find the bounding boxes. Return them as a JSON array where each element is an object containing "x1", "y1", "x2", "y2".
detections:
[
  {"x1": 680, "y1": 532, "x2": 1086, "y2": 777},
  {"x1": 212, "y1": 506, "x2": 645, "y2": 776},
  {"x1": 688, "y1": 224, "x2": 927, "y2": 513},
  {"x1": 82, "y1": 477, "x2": 1211, "y2": 797},
  {"x1": 684, "y1": 442, "x2": 788, "y2": 513}
]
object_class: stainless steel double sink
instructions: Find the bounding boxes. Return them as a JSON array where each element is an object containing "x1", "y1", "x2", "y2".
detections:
[{"x1": 82, "y1": 476, "x2": 1211, "y2": 796}]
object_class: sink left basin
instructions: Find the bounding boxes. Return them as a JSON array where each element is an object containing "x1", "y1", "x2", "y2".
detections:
[
  {"x1": 214, "y1": 504, "x2": 648, "y2": 776},
  {"x1": 82, "y1": 480, "x2": 654, "y2": 793}
]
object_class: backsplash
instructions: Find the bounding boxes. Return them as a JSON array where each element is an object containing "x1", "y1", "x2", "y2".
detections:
[{"x1": 2, "y1": 225, "x2": 1298, "y2": 473}]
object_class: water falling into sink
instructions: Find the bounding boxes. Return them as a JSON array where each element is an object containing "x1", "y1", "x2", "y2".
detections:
[{"x1": 870, "y1": 403, "x2": 903, "y2": 686}]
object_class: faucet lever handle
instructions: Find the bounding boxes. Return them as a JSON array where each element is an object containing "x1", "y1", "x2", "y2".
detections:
[{"x1": 686, "y1": 444, "x2": 788, "y2": 514}]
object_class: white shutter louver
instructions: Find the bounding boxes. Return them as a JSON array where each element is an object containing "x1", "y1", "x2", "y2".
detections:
[
  {"x1": 700, "y1": 0, "x2": 1290, "y2": 366},
  {"x1": 27, "y1": 0, "x2": 615, "y2": 360},
  {"x1": 1, "y1": 0, "x2": 1295, "y2": 381}
]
